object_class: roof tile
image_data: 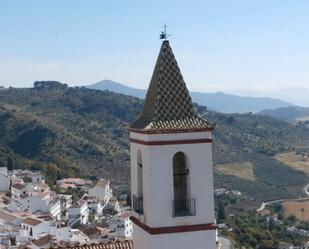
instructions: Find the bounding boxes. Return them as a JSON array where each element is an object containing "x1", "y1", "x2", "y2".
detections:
[
  {"x1": 55, "y1": 241, "x2": 133, "y2": 249},
  {"x1": 131, "y1": 40, "x2": 214, "y2": 133}
]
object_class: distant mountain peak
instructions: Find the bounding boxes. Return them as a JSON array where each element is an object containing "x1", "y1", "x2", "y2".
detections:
[{"x1": 86, "y1": 80, "x2": 293, "y2": 113}]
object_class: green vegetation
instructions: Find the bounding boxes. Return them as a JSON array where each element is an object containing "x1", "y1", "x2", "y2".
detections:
[
  {"x1": 217, "y1": 196, "x2": 309, "y2": 248},
  {"x1": 0, "y1": 81, "x2": 308, "y2": 201}
]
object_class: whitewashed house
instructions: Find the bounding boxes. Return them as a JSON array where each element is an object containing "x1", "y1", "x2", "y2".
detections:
[
  {"x1": 55, "y1": 226, "x2": 91, "y2": 244},
  {"x1": 0, "y1": 167, "x2": 10, "y2": 192},
  {"x1": 88, "y1": 179, "x2": 112, "y2": 205},
  {"x1": 9, "y1": 182, "x2": 61, "y2": 220},
  {"x1": 85, "y1": 196, "x2": 104, "y2": 221},
  {"x1": 68, "y1": 201, "x2": 89, "y2": 227},
  {"x1": 108, "y1": 211, "x2": 132, "y2": 239},
  {"x1": 28, "y1": 171, "x2": 45, "y2": 184},
  {"x1": 57, "y1": 178, "x2": 92, "y2": 190},
  {"x1": 11, "y1": 183, "x2": 27, "y2": 200},
  {"x1": 58, "y1": 194, "x2": 72, "y2": 218},
  {"x1": 19, "y1": 218, "x2": 51, "y2": 240}
]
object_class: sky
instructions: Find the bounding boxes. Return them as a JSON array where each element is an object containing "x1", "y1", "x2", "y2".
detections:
[{"x1": 0, "y1": 1, "x2": 309, "y2": 106}]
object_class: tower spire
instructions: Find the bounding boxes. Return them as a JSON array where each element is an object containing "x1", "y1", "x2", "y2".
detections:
[{"x1": 131, "y1": 39, "x2": 214, "y2": 133}]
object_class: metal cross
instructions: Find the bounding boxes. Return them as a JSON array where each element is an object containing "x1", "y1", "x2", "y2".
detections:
[{"x1": 160, "y1": 23, "x2": 170, "y2": 40}]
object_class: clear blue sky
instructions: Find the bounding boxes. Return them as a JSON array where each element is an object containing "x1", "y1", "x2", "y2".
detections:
[{"x1": 1, "y1": 1, "x2": 309, "y2": 105}]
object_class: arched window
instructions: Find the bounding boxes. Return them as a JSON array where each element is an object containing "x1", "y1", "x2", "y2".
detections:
[
  {"x1": 173, "y1": 152, "x2": 195, "y2": 216},
  {"x1": 137, "y1": 150, "x2": 143, "y2": 198},
  {"x1": 173, "y1": 152, "x2": 188, "y2": 201},
  {"x1": 133, "y1": 150, "x2": 144, "y2": 214}
]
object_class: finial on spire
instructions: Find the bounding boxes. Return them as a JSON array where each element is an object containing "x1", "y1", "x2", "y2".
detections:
[{"x1": 160, "y1": 23, "x2": 171, "y2": 40}]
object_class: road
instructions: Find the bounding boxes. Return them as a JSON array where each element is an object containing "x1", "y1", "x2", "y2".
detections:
[
  {"x1": 256, "y1": 184, "x2": 309, "y2": 212},
  {"x1": 219, "y1": 237, "x2": 232, "y2": 249},
  {"x1": 304, "y1": 184, "x2": 309, "y2": 197}
]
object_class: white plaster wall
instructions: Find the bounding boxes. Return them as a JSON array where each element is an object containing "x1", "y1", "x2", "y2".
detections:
[
  {"x1": 33, "y1": 222, "x2": 51, "y2": 239},
  {"x1": 27, "y1": 196, "x2": 47, "y2": 213},
  {"x1": 88, "y1": 185, "x2": 111, "y2": 203},
  {"x1": 49, "y1": 200, "x2": 61, "y2": 220},
  {"x1": 133, "y1": 224, "x2": 217, "y2": 249},
  {"x1": 0, "y1": 174, "x2": 10, "y2": 192},
  {"x1": 125, "y1": 217, "x2": 133, "y2": 238},
  {"x1": 89, "y1": 186, "x2": 106, "y2": 201},
  {"x1": 130, "y1": 131, "x2": 215, "y2": 228}
]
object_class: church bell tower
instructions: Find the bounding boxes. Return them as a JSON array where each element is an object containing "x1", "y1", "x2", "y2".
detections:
[{"x1": 130, "y1": 40, "x2": 217, "y2": 249}]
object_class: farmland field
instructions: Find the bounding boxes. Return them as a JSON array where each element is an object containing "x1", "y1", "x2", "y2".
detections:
[
  {"x1": 216, "y1": 162, "x2": 255, "y2": 181},
  {"x1": 275, "y1": 152, "x2": 309, "y2": 175},
  {"x1": 282, "y1": 199, "x2": 309, "y2": 221}
]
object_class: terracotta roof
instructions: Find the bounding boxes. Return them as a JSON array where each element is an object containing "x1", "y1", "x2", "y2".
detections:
[
  {"x1": 37, "y1": 214, "x2": 54, "y2": 221},
  {"x1": 131, "y1": 40, "x2": 214, "y2": 133},
  {"x1": 22, "y1": 217, "x2": 42, "y2": 226},
  {"x1": 32, "y1": 234, "x2": 53, "y2": 247},
  {"x1": 55, "y1": 241, "x2": 133, "y2": 249},
  {"x1": 79, "y1": 225, "x2": 101, "y2": 237},
  {"x1": 12, "y1": 183, "x2": 26, "y2": 190},
  {"x1": 0, "y1": 211, "x2": 17, "y2": 222}
]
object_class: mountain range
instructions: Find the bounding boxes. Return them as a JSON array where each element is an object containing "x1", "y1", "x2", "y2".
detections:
[
  {"x1": 1, "y1": 81, "x2": 309, "y2": 202},
  {"x1": 259, "y1": 106, "x2": 309, "y2": 122},
  {"x1": 87, "y1": 80, "x2": 293, "y2": 113}
]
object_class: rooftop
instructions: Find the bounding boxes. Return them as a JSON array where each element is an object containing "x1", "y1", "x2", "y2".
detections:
[
  {"x1": 22, "y1": 217, "x2": 42, "y2": 226},
  {"x1": 32, "y1": 234, "x2": 53, "y2": 247},
  {"x1": 55, "y1": 241, "x2": 133, "y2": 249},
  {"x1": 0, "y1": 211, "x2": 18, "y2": 223},
  {"x1": 12, "y1": 183, "x2": 26, "y2": 190},
  {"x1": 79, "y1": 225, "x2": 101, "y2": 237},
  {"x1": 131, "y1": 40, "x2": 214, "y2": 133}
]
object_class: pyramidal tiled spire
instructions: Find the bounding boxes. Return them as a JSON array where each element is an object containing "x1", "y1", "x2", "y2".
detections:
[{"x1": 131, "y1": 40, "x2": 214, "y2": 133}]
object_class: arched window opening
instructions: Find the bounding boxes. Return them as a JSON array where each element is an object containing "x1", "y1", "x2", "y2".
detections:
[
  {"x1": 137, "y1": 150, "x2": 143, "y2": 198},
  {"x1": 172, "y1": 152, "x2": 195, "y2": 217},
  {"x1": 133, "y1": 150, "x2": 143, "y2": 214}
]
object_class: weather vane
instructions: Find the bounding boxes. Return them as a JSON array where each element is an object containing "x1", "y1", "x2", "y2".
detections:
[{"x1": 160, "y1": 23, "x2": 171, "y2": 40}]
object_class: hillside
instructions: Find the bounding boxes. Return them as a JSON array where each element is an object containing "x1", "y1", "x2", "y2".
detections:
[
  {"x1": 87, "y1": 80, "x2": 293, "y2": 113},
  {"x1": 1, "y1": 81, "x2": 309, "y2": 201},
  {"x1": 260, "y1": 106, "x2": 309, "y2": 122}
]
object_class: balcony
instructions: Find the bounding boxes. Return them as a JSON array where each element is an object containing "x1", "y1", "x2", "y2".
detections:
[
  {"x1": 173, "y1": 199, "x2": 196, "y2": 217},
  {"x1": 133, "y1": 195, "x2": 143, "y2": 214}
]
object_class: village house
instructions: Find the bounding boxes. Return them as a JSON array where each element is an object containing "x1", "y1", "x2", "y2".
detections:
[
  {"x1": 11, "y1": 169, "x2": 45, "y2": 184},
  {"x1": 84, "y1": 196, "x2": 104, "y2": 221},
  {"x1": 58, "y1": 194, "x2": 73, "y2": 218},
  {"x1": 107, "y1": 211, "x2": 132, "y2": 240},
  {"x1": 9, "y1": 181, "x2": 62, "y2": 220},
  {"x1": 19, "y1": 217, "x2": 51, "y2": 240},
  {"x1": 11, "y1": 183, "x2": 28, "y2": 200},
  {"x1": 88, "y1": 179, "x2": 112, "y2": 205},
  {"x1": 56, "y1": 228, "x2": 90, "y2": 245},
  {"x1": 68, "y1": 201, "x2": 89, "y2": 227},
  {"x1": 57, "y1": 178, "x2": 92, "y2": 190}
]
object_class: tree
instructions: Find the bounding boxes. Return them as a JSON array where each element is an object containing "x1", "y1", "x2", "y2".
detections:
[
  {"x1": 7, "y1": 157, "x2": 13, "y2": 170},
  {"x1": 217, "y1": 202, "x2": 226, "y2": 223}
]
